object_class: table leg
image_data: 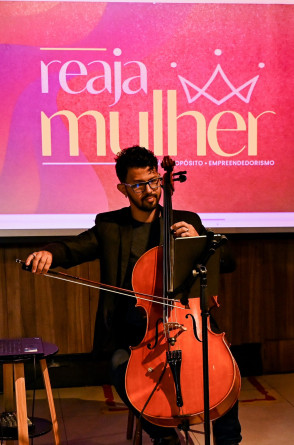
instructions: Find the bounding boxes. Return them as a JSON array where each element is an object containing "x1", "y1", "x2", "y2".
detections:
[
  {"x1": 3, "y1": 363, "x2": 15, "y2": 412},
  {"x1": 14, "y1": 362, "x2": 29, "y2": 445},
  {"x1": 3, "y1": 363, "x2": 15, "y2": 445},
  {"x1": 40, "y1": 358, "x2": 60, "y2": 445}
]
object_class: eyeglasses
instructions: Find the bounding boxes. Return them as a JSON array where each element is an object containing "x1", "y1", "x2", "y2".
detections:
[{"x1": 123, "y1": 176, "x2": 162, "y2": 194}]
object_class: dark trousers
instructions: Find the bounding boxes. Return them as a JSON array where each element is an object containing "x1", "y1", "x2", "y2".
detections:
[
  {"x1": 213, "y1": 401, "x2": 242, "y2": 445},
  {"x1": 111, "y1": 358, "x2": 242, "y2": 444}
]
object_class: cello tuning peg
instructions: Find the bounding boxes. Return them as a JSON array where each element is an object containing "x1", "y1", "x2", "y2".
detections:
[
  {"x1": 178, "y1": 174, "x2": 187, "y2": 183},
  {"x1": 173, "y1": 171, "x2": 187, "y2": 183}
]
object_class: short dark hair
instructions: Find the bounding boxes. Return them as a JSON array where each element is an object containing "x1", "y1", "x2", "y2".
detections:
[{"x1": 115, "y1": 146, "x2": 158, "y2": 182}]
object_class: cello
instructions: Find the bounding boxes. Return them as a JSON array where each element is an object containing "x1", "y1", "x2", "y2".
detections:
[{"x1": 125, "y1": 157, "x2": 241, "y2": 441}]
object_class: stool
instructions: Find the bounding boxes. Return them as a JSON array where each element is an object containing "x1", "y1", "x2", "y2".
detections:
[
  {"x1": 127, "y1": 410, "x2": 142, "y2": 445},
  {"x1": 1, "y1": 341, "x2": 60, "y2": 445}
]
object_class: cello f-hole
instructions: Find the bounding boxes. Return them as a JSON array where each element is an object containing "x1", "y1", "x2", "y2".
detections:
[
  {"x1": 147, "y1": 318, "x2": 163, "y2": 350},
  {"x1": 185, "y1": 313, "x2": 202, "y2": 342}
]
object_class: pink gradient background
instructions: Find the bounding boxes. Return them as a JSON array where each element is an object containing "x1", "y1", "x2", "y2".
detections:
[{"x1": 0, "y1": 2, "x2": 293, "y2": 220}]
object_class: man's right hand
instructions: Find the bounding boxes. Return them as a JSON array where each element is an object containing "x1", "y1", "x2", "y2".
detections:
[{"x1": 25, "y1": 251, "x2": 53, "y2": 274}]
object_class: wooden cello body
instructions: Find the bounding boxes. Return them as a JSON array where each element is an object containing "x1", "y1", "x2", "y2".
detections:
[{"x1": 125, "y1": 245, "x2": 241, "y2": 427}]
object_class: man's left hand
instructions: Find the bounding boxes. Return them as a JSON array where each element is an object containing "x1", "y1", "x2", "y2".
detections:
[{"x1": 170, "y1": 221, "x2": 199, "y2": 238}]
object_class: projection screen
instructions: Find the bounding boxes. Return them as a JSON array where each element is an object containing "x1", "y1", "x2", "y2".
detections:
[{"x1": 0, "y1": 0, "x2": 293, "y2": 235}]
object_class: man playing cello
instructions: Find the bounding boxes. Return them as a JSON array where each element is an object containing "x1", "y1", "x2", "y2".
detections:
[{"x1": 25, "y1": 146, "x2": 242, "y2": 445}]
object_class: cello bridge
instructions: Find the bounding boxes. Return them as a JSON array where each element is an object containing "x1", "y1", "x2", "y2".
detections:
[{"x1": 164, "y1": 322, "x2": 187, "y2": 334}]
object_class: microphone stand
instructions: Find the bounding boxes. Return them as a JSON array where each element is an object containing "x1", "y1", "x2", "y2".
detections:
[
  {"x1": 196, "y1": 263, "x2": 211, "y2": 445},
  {"x1": 175, "y1": 233, "x2": 227, "y2": 445}
]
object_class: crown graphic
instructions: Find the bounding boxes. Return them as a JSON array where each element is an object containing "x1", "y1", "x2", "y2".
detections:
[{"x1": 178, "y1": 64, "x2": 259, "y2": 105}]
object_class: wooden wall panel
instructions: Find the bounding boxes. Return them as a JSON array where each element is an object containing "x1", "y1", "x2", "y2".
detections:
[
  {"x1": 0, "y1": 239, "x2": 99, "y2": 353},
  {"x1": 0, "y1": 246, "x2": 9, "y2": 338},
  {"x1": 214, "y1": 233, "x2": 294, "y2": 372},
  {"x1": 1, "y1": 233, "x2": 294, "y2": 373},
  {"x1": 263, "y1": 339, "x2": 294, "y2": 373}
]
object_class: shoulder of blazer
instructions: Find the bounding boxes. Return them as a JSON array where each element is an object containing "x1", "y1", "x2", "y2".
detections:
[
  {"x1": 172, "y1": 209, "x2": 206, "y2": 235},
  {"x1": 94, "y1": 207, "x2": 132, "y2": 226}
]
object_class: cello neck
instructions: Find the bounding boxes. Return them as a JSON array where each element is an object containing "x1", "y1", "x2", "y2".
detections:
[{"x1": 161, "y1": 156, "x2": 175, "y2": 311}]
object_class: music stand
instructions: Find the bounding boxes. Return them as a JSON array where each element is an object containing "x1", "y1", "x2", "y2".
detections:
[
  {"x1": 172, "y1": 233, "x2": 226, "y2": 445},
  {"x1": 173, "y1": 234, "x2": 221, "y2": 302}
]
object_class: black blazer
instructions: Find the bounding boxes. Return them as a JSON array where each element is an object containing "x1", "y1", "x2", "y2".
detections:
[{"x1": 47, "y1": 206, "x2": 207, "y2": 354}]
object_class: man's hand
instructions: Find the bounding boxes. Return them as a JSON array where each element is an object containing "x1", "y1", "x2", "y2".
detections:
[
  {"x1": 25, "y1": 251, "x2": 53, "y2": 274},
  {"x1": 170, "y1": 221, "x2": 199, "y2": 238}
]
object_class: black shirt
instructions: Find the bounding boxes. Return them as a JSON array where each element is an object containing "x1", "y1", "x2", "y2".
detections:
[{"x1": 122, "y1": 217, "x2": 160, "y2": 348}]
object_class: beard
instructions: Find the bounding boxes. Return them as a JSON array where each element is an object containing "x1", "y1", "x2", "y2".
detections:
[{"x1": 127, "y1": 190, "x2": 161, "y2": 212}]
